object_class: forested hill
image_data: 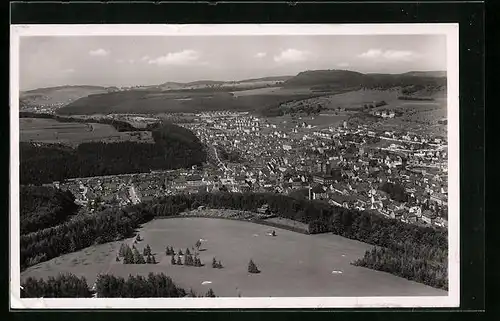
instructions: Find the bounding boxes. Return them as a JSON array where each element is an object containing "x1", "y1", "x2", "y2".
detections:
[
  {"x1": 20, "y1": 123, "x2": 207, "y2": 185},
  {"x1": 20, "y1": 185, "x2": 79, "y2": 235},
  {"x1": 283, "y1": 69, "x2": 446, "y2": 90}
]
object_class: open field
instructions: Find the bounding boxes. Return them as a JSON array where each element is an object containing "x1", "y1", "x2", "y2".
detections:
[
  {"x1": 21, "y1": 217, "x2": 447, "y2": 297},
  {"x1": 20, "y1": 118, "x2": 154, "y2": 145},
  {"x1": 20, "y1": 86, "x2": 109, "y2": 109},
  {"x1": 231, "y1": 87, "x2": 282, "y2": 97},
  {"x1": 57, "y1": 86, "x2": 339, "y2": 115}
]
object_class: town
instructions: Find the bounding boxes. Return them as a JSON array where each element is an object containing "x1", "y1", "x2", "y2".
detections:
[{"x1": 48, "y1": 110, "x2": 448, "y2": 229}]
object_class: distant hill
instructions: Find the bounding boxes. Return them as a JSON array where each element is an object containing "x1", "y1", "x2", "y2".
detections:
[
  {"x1": 402, "y1": 71, "x2": 447, "y2": 78},
  {"x1": 238, "y1": 76, "x2": 293, "y2": 83},
  {"x1": 284, "y1": 69, "x2": 446, "y2": 90},
  {"x1": 20, "y1": 122, "x2": 207, "y2": 185},
  {"x1": 284, "y1": 70, "x2": 366, "y2": 88},
  {"x1": 22, "y1": 85, "x2": 109, "y2": 95},
  {"x1": 54, "y1": 69, "x2": 446, "y2": 115},
  {"x1": 186, "y1": 80, "x2": 226, "y2": 86},
  {"x1": 20, "y1": 85, "x2": 111, "y2": 110}
]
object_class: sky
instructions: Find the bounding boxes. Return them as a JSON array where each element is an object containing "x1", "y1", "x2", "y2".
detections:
[{"x1": 19, "y1": 35, "x2": 447, "y2": 90}]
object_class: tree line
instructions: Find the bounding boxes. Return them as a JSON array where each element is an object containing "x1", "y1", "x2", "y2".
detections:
[
  {"x1": 20, "y1": 191, "x2": 447, "y2": 289},
  {"x1": 21, "y1": 272, "x2": 216, "y2": 298},
  {"x1": 20, "y1": 122, "x2": 207, "y2": 185}
]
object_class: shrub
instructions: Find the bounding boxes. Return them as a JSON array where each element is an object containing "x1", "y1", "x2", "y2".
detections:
[{"x1": 248, "y1": 259, "x2": 260, "y2": 274}]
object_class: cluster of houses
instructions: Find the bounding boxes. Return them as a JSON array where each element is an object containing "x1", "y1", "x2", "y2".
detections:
[{"x1": 44, "y1": 110, "x2": 448, "y2": 230}]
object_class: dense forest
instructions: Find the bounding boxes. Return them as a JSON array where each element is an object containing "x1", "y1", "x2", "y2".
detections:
[
  {"x1": 21, "y1": 272, "x2": 214, "y2": 298},
  {"x1": 20, "y1": 123, "x2": 207, "y2": 185},
  {"x1": 20, "y1": 185, "x2": 79, "y2": 234},
  {"x1": 21, "y1": 273, "x2": 92, "y2": 298},
  {"x1": 353, "y1": 245, "x2": 448, "y2": 290},
  {"x1": 21, "y1": 191, "x2": 447, "y2": 289}
]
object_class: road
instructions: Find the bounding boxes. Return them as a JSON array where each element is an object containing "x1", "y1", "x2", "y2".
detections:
[
  {"x1": 212, "y1": 146, "x2": 232, "y2": 172},
  {"x1": 128, "y1": 185, "x2": 141, "y2": 204}
]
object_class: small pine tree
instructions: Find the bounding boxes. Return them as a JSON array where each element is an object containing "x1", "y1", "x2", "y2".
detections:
[
  {"x1": 136, "y1": 234, "x2": 142, "y2": 242},
  {"x1": 119, "y1": 243, "x2": 127, "y2": 257},
  {"x1": 178, "y1": 249, "x2": 183, "y2": 256},
  {"x1": 171, "y1": 255, "x2": 176, "y2": 265},
  {"x1": 205, "y1": 288, "x2": 216, "y2": 298},
  {"x1": 145, "y1": 244, "x2": 152, "y2": 256},
  {"x1": 177, "y1": 255, "x2": 183, "y2": 265},
  {"x1": 151, "y1": 255, "x2": 156, "y2": 264},
  {"x1": 195, "y1": 239, "x2": 202, "y2": 250},
  {"x1": 248, "y1": 259, "x2": 260, "y2": 274},
  {"x1": 133, "y1": 248, "x2": 145, "y2": 264},
  {"x1": 218, "y1": 260, "x2": 223, "y2": 268},
  {"x1": 146, "y1": 254, "x2": 152, "y2": 264},
  {"x1": 185, "y1": 248, "x2": 191, "y2": 256},
  {"x1": 124, "y1": 245, "x2": 134, "y2": 264},
  {"x1": 212, "y1": 257, "x2": 217, "y2": 268},
  {"x1": 188, "y1": 288, "x2": 197, "y2": 297}
]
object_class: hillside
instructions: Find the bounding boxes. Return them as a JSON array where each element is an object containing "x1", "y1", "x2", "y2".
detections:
[
  {"x1": 402, "y1": 71, "x2": 447, "y2": 78},
  {"x1": 20, "y1": 85, "x2": 111, "y2": 110},
  {"x1": 20, "y1": 122, "x2": 207, "y2": 185},
  {"x1": 237, "y1": 76, "x2": 293, "y2": 83},
  {"x1": 284, "y1": 70, "x2": 366, "y2": 88},
  {"x1": 54, "y1": 69, "x2": 446, "y2": 116},
  {"x1": 284, "y1": 69, "x2": 446, "y2": 90},
  {"x1": 56, "y1": 90, "x2": 318, "y2": 115},
  {"x1": 20, "y1": 185, "x2": 79, "y2": 235}
]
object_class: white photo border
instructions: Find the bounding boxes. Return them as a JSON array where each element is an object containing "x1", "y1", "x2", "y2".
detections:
[{"x1": 9, "y1": 23, "x2": 460, "y2": 309}]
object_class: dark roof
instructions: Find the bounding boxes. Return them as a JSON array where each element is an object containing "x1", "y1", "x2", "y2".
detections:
[{"x1": 311, "y1": 184, "x2": 326, "y2": 193}]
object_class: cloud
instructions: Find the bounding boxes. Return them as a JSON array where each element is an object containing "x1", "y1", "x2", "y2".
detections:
[
  {"x1": 61, "y1": 68, "x2": 75, "y2": 73},
  {"x1": 89, "y1": 48, "x2": 110, "y2": 57},
  {"x1": 255, "y1": 52, "x2": 267, "y2": 58},
  {"x1": 358, "y1": 49, "x2": 420, "y2": 61},
  {"x1": 116, "y1": 59, "x2": 125, "y2": 63},
  {"x1": 148, "y1": 50, "x2": 201, "y2": 66},
  {"x1": 337, "y1": 62, "x2": 350, "y2": 68},
  {"x1": 273, "y1": 49, "x2": 310, "y2": 63},
  {"x1": 128, "y1": 59, "x2": 135, "y2": 64},
  {"x1": 140, "y1": 55, "x2": 150, "y2": 62}
]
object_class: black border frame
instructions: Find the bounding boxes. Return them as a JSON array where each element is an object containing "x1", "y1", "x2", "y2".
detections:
[{"x1": 6, "y1": 0, "x2": 485, "y2": 318}]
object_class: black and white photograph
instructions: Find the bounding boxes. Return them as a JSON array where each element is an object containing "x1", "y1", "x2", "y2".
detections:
[{"x1": 10, "y1": 24, "x2": 459, "y2": 309}]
